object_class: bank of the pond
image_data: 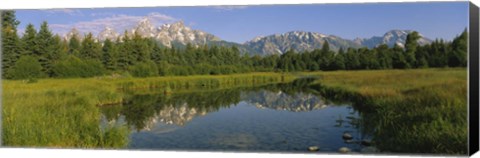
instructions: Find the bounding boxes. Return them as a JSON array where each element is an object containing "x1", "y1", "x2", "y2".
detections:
[
  {"x1": 308, "y1": 68, "x2": 467, "y2": 154},
  {"x1": 113, "y1": 72, "x2": 296, "y2": 90},
  {"x1": 2, "y1": 72, "x2": 297, "y2": 148},
  {"x1": 2, "y1": 77, "x2": 125, "y2": 148},
  {"x1": 2, "y1": 69, "x2": 468, "y2": 154}
]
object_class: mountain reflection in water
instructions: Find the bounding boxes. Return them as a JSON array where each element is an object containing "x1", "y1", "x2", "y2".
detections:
[
  {"x1": 100, "y1": 80, "x2": 372, "y2": 152},
  {"x1": 244, "y1": 91, "x2": 328, "y2": 112},
  {"x1": 102, "y1": 87, "x2": 330, "y2": 131}
]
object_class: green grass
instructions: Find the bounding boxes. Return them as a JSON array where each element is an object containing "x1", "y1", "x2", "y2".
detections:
[
  {"x1": 112, "y1": 72, "x2": 296, "y2": 90},
  {"x1": 2, "y1": 72, "x2": 295, "y2": 148},
  {"x1": 308, "y1": 68, "x2": 467, "y2": 154},
  {"x1": 2, "y1": 69, "x2": 468, "y2": 154},
  {"x1": 2, "y1": 78, "x2": 126, "y2": 148}
]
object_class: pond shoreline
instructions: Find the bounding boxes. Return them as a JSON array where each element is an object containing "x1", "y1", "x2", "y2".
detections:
[
  {"x1": 306, "y1": 68, "x2": 467, "y2": 155},
  {"x1": 3, "y1": 69, "x2": 467, "y2": 155}
]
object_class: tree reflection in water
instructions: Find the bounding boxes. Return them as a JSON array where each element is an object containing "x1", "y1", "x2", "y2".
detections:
[{"x1": 100, "y1": 77, "x2": 374, "y2": 151}]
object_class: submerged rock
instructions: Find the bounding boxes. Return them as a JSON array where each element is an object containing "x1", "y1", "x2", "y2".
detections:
[
  {"x1": 346, "y1": 116, "x2": 356, "y2": 120},
  {"x1": 360, "y1": 146, "x2": 379, "y2": 153},
  {"x1": 342, "y1": 133, "x2": 353, "y2": 140},
  {"x1": 344, "y1": 139, "x2": 355, "y2": 144},
  {"x1": 308, "y1": 146, "x2": 319, "y2": 151},
  {"x1": 361, "y1": 140, "x2": 372, "y2": 146},
  {"x1": 338, "y1": 147, "x2": 351, "y2": 153}
]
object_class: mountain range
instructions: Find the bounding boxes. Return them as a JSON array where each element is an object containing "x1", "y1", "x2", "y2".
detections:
[{"x1": 63, "y1": 17, "x2": 433, "y2": 56}]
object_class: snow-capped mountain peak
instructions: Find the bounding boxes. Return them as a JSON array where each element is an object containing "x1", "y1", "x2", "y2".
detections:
[
  {"x1": 131, "y1": 17, "x2": 157, "y2": 38},
  {"x1": 64, "y1": 27, "x2": 83, "y2": 41},
  {"x1": 97, "y1": 26, "x2": 120, "y2": 41},
  {"x1": 60, "y1": 19, "x2": 435, "y2": 56},
  {"x1": 245, "y1": 31, "x2": 360, "y2": 55},
  {"x1": 354, "y1": 29, "x2": 432, "y2": 48},
  {"x1": 171, "y1": 20, "x2": 185, "y2": 28},
  {"x1": 154, "y1": 20, "x2": 220, "y2": 47}
]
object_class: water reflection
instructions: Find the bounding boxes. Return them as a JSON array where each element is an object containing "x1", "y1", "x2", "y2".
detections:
[
  {"x1": 103, "y1": 87, "x2": 333, "y2": 131},
  {"x1": 107, "y1": 78, "x2": 322, "y2": 129},
  {"x1": 102, "y1": 88, "x2": 242, "y2": 131},
  {"x1": 100, "y1": 78, "x2": 375, "y2": 152},
  {"x1": 243, "y1": 91, "x2": 328, "y2": 112}
]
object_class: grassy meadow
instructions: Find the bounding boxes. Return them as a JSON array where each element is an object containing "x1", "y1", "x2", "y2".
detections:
[
  {"x1": 2, "y1": 72, "x2": 294, "y2": 148},
  {"x1": 309, "y1": 68, "x2": 467, "y2": 154},
  {"x1": 1, "y1": 69, "x2": 468, "y2": 154}
]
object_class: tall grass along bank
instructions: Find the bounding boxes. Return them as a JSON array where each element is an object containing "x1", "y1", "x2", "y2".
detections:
[
  {"x1": 2, "y1": 72, "x2": 296, "y2": 148},
  {"x1": 309, "y1": 68, "x2": 467, "y2": 154}
]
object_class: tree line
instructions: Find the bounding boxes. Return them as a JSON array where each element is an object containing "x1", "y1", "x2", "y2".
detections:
[
  {"x1": 1, "y1": 11, "x2": 467, "y2": 80},
  {"x1": 274, "y1": 30, "x2": 467, "y2": 72}
]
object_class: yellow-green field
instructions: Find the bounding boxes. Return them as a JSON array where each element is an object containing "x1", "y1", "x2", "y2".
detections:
[
  {"x1": 2, "y1": 72, "x2": 294, "y2": 148},
  {"x1": 1, "y1": 69, "x2": 468, "y2": 154},
  {"x1": 309, "y1": 68, "x2": 467, "y2": 154}
]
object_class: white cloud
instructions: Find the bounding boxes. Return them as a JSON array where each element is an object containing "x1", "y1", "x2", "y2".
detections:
[
  {"x1": 211, "y1": 5, "x2": 248, "y2": 11},
  {"x1": 49, "y1": 12, "x2": 177, "y2": 36},
  {"x1": 89, "y1": 12, "x2": 115, "y2": 17},
  {"x1": 42, "y1": 9, "x2": 83, "y2": 16}
]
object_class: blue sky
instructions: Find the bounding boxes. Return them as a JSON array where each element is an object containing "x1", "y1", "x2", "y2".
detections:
[{"x1": 15, "y1": 2, "x2": 468, "y2": 43}]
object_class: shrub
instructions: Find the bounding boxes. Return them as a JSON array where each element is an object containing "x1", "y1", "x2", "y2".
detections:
[
  {"x1": 130, "y1": 60, "x2": 158, "y2": 78},
  {"x1": 169, "y1": 66, "x2": 193, "y2": 76},
  {"x1": 8, "y1": 56, "x2": 45, "y2": 80},
  {"x1": 52, "y1": 55, "x2": 106, "y2": 78},
  {"x1": 157, "y1": 61, "x2": 171, "y2": 76},
  {"x1": 194, "y1": 63, "x2": 214, "y2": 75}
]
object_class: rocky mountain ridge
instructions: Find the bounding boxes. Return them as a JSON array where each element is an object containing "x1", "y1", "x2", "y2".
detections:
[{"x1": 63, "y1": 17, "x2": 433, "y2": 55}]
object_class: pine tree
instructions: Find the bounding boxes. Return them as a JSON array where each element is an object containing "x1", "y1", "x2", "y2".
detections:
[
  {"x1": 392, "y1": 44, "x2": 408, "y2": 69},
  {"x1": 321, "y1": 40, "x2": 330, "y2": 53},
  {"x1": 449, "y1": 29, "x2": 467, "y2": 67},
  {"x1": 404, "y1": 31, "x2": 420, "y2": 68},
  {"x1": 102, "y1": 39, "x2": 118, "y2": 71},
  {"x1": 117, "y1": 32, "x2": 131, "y2": 71},
  {"x1": 427, "y1": 39, "x2": 446, "y2": 67},
  {"x1": 345, "y1": 48, "x2": 360, "y2": 70},
  {"x1": 375, "y1": 44, "x2": 393, "y2": 69},
  {"x1": 79, "y1": 33, "x2": 102, "y2": 61},
  {"x1": 1, "y1": 11, "x2": 22, "y2": 79},
  {"x1": 36, "y1": 21, "x2": 55, "y2": 74},
  {"x1": 2, "y1": 25, "x2": 22, "y2": 79},
  {"x1": 150, "y1": 41, "x2": 164, "y2": 64},
  {"x1": 131, "y1": 32, "x2": 151, "y2": 64},
  {"x1": 69, "y1": 36, "x2": 81, "y2": 55},
  {"x1": 414, "y1": 45, "x2": 429, "y2": 68},
  {"x1": 21, "y1": 23, "x2": 37, "y2": 56},
  {"x1": 44, "y1": 35, "x2": 68, "y2": 76},
  {"x1": 1, "y1": 10, "x2": 20, "y2": 28},
  {"x1": 331, "y1": 53, "x2": 346, "y2": 70},
  {"x1": 277, "y1": 49, "x2": 296, "y2": 72},
  {"x1": 319, "y1": 41, "x2": 334, "y2": 70}
]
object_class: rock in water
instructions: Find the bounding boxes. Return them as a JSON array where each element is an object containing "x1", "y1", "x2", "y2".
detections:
[
  {"x1": 338, "y1": 147, "x2": 351, "y2": 153},
  {"x1": 361, "y1": 147, "x2": 379, "y2": 153},
  {"x1": 344, "y1": 139, "x2": 355, "y2": 143},
  {"x1": 361, "y1": 140, "x2": 372, "y2": 146},
  {"x1": 308, "y1": 146, "x2": 319, "y2": 151},
  {"x1": 342, "y1": 133, "x2": 353, "y2": 140}
]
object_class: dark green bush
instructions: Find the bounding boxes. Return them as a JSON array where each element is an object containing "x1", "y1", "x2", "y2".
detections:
[
  {"x1": 130, "y1": 60, "x2": 158, "y2": 78},
  {"x1": 52, "y1": 55, "x2": 105, "y2": 78},
  {"x1": 9, "y1": 56, "x2": 45, "y2": 80}
]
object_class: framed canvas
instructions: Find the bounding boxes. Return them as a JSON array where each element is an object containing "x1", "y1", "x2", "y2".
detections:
[{"x1": 1, "y1": 0, "x2": 479, "y2": 157}]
